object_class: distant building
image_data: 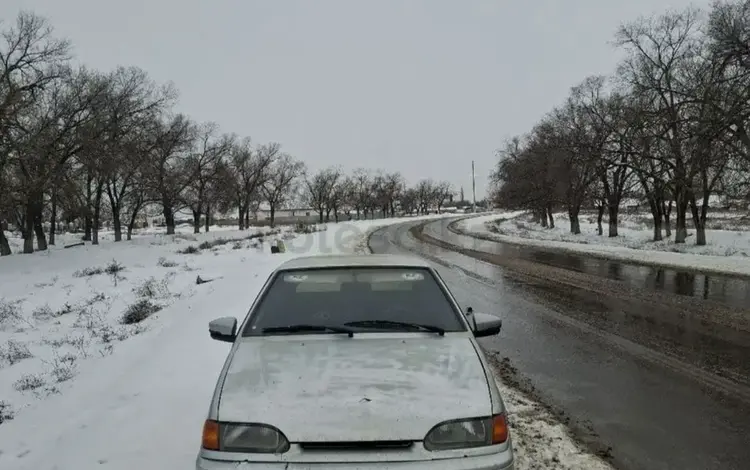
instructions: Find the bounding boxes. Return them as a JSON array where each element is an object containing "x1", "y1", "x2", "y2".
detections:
[{"x1": 254, "y1": 203, "x2": 315, "y2": 222}]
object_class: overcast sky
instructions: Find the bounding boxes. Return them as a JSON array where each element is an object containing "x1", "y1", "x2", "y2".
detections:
[{"x1": 4, "y1": 0, "x2": 712, "y2": 198}]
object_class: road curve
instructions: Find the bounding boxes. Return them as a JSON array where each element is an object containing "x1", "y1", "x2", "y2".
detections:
[{"x1": 369, "y1": 218, "x2": 750, "y2": 470}]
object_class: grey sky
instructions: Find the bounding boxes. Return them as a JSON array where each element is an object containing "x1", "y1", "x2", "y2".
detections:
[{"x1": 4, "y1": 0, "x2": 711, "y2": 198}]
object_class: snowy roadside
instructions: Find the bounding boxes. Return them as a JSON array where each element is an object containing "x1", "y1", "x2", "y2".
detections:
[
  {"x1": 495, "y1": 378, "x2": 612, "y2": 470},
  {"x1": 454, "y1": 211, "x2": 750, "y2": 277},
  {"x1": 0, "y1": 224, "x2": 304, "y2": 423}
]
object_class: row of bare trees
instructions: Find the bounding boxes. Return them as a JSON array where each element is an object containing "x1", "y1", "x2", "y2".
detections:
[
  {"x1": 490, "y1": 1, "x2": 750, "y2": 246},
  {"x1": 303, "y1": 168, "x2": 453, "y2": 224},
  {"x1": 0, "y1": 12, "x2": 455, "y2": 256}
]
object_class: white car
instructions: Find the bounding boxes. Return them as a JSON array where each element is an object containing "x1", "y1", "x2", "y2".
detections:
[{"x1": 197, "y1": 254, "x2": 514, "y2": 469}]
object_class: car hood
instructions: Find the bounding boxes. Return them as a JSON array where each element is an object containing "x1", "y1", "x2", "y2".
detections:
[{"x1": 217, "y1": 334, "x2": 492, "y2": 442}]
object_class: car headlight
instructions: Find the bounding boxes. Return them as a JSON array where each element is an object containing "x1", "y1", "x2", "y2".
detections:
[
  {"x1": 424, "y1": 414, "x2": 508, "y2": 451},
  {"x1": 202, "y1": 420, "x2": 290, "y2": 453}
]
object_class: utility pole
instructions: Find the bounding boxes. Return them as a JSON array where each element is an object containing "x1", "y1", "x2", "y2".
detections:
[{"x1": 471, "y1": 160, "x2": 477, "y2": 213}]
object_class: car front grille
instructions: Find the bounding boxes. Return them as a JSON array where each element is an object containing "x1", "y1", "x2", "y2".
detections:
[{"x1": 299, "y1": 440, "x2": 415, "y2": 451}]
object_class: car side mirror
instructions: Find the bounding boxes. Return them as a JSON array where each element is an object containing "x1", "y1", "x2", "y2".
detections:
[
  {"x1": 209, "y1": 317, "x2": 238, "y2": 342},
  {"x1": 465, "y1": 306, "x2": 477, "y2": 330},
  {"x1": 472, "y1": 312, "x2": 502, "y2": 338}
]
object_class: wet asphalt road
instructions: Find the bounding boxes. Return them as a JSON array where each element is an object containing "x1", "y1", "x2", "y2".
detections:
[
  {"x1": 369, "y1": 219, "x2": 750, "y2": 470},
  {"x1": 445, "y1": 219, "x2": 750, "y2": 311}
]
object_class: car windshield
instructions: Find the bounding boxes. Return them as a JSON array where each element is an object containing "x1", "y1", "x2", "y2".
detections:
[{"x1": 242, "y1": 267, "x2": 465, "y2": 335}]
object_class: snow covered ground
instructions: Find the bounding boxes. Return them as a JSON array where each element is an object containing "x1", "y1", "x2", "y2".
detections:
[
  {"x1": 0, "y1": 214, "x2": 610, "y2": 470},
  {"x1": 455, "y1": 211, "x2": 750, "y2": 277}
]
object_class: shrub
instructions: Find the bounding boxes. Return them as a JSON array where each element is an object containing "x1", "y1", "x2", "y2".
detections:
[
  {"x1": 0, "y1": 340, "x2": 33, "y2": 366},
  {"x1": 121, "y1": 299, "x2": 161, "y2": 324},
  {"x1": 73, "y1": 266, "x2": 104, "y2": 277},
  {"x1": 31, "y1": 304, "x2": 54, "y2": 320},
  {"x1": 133, "y1": 277, "x2": 170, "y2": 299},
  {"x1": 104, "y1": 259, "x2": 125, "y2": 275},
  {"x1": 157, "y1": 257, "x2": 179, "y2": 267},
  {"x1": 0, "y1": 300, "x2": 23, "y2": 326},
  {"x1": 0, "y1": 400, "x2": 13, "y2": 424},
  {"x1": 13, "y1": 374, "x2": 45, "y2": 391},
  {"x1": 50, "y1": 354, "x2": 77, "y2": 382}
]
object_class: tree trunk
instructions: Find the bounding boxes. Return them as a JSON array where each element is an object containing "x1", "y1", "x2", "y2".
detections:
[
  {"x1": 673, "y1": 184, "x2": 690, "y2": 243},
  {"x1": 674, "y1": 202, "x2": 689, "y2": 244},
  {"x1": 568, "y1": 207, "x2": 581, "y2": 235},
  {"x1": 238, "y1": 203, "x2": 246, "y2": 230},
  {"x1": 647, "y1": 198, "x2": 663, "y2": 242},
  {"x1": 597, "y1": 205, "x2": 605, "y2": 236},
  {"x1": 192, "y1": 209, "x2": 201, "y2": 234},
  {"x1": 547, "y1": 205, "x2": 555, "y2": 228},
  {"x1": 126, "y1": 221, "x2": 135, "y2": 241},
  {"x1": 205, "y1": 205, "x2": 211, "y2": 232},
  {"x1": 32, "y1": 194, "x2": 48, "y2": 251},
  {"x1": 84, "y1": 173, "x2": 93, "y2": 241},
  {"x1": 663, "y1": 201, "x2": 673, "y2": 238},
  {"x1": 92, "y1": 182, "x2": 104, "y2": 245},
  {"x1": 163, "y1": 205, "x2": 176, "y2": 235},
  {"x1": 23, "y1": 203, "x2": 34, "y2": 254},
  {"x1": 92, "y1": 203, "x2": 101, "y2": 245},
  {"x1": 244, "y1": 208, "x2": 250, "y2": 230},
  {"x1": 49, "y1": 187, "x2": 58, "y2": 245},
  {"x1": 318, "y1": 209, "x2": 324, "y2": 223},
  {"x1": 688, "y1": 194, "x2": 708, "y2": 246},
  {"x1": 540, "y1": 209, "x2": 548, "y2": 228},
  {"x1": 0, "y1": 226, "x2": 10, "y2": 256},
  {"x1": 112, "y1": 205, "x2": 122, "y2": 242},
  {"x1": 269, "y1": 204, "x2": 276, "y2": 227},
  {"x1": 34, "y1": 215, "x2": 47, "y2": 251},
  {"x1": 607, "y1": 204, "x2": 619, "y2": 237},
  {"x1": 126, "y1": 203, "x2": 142, "y2": 241}
]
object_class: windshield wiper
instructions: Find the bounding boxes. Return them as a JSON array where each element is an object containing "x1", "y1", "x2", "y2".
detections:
[
  {"x1": 344, "y1": 320, "x2": 445, "y2": 336},
  {"x1": 262, "y1": 324, "x2": 354, "y2": 337}
]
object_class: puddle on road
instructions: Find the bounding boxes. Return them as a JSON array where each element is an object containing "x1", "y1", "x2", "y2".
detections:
[{"x1": 434, "y1": 222, "x2": 750, "y2": 311}]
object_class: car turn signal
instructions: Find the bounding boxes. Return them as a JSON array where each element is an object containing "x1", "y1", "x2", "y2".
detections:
[
  {"x1": 491, "y1": 414, "x2": 509, "y2": 444},
  {"x1": 202, "y1": 419, "x2": 220, "y2": 450}
]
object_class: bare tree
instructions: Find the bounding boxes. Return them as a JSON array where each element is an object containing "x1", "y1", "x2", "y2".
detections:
[
  {"x1": 228, "y1": 140, "x2": 279, "y2": 229},
  {"x1": 433, "y1": 181, "x2": 453, "y2": 214},
  {"x1": 350, "y1": 168, "x2": 373, "y2": 219},
  {"x1": 327, "y1": 173, "x2": 350, "y2": 222},
  {"x1": 0, "y1": 11, "x2": 71, "y2": 254},
  {"x1": 184, "y1": 123, "x2": 233, "y2": 233},
  {"x1": 400, "y1": 187, "x2": 418, "y2": 214},
  {"x1": 102, "y1": 67, "x2": 176, "y2": 241},
  {"x1": 615, "y1": 8, "x2": 705, "y2": 243},
  {"x1": 305, "y1": 167, "x2": 340, "y2": 223},
  {"x1": 260, "y1": 154, "x2": 305, "y2": 226},
  {"x1": 142, "y1": 114, "x2": 195, "y2": 235}
]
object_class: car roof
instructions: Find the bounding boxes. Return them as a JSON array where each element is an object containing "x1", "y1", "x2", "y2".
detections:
[{"x1": 276, "y1": 253, "x2": 431, "y2": 271}]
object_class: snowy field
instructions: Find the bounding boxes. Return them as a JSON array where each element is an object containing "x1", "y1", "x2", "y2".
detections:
[
  {"x1": 0, "y1": 214, "x2": 610, "y2": 470},
  {"x1": 455, "y1": 211, "x2": 750, "y2": 277}
]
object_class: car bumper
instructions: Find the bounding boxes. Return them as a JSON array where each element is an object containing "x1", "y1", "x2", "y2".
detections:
[{"x1": 196, "y1": 453, "x2": 513, "y2": 470}]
